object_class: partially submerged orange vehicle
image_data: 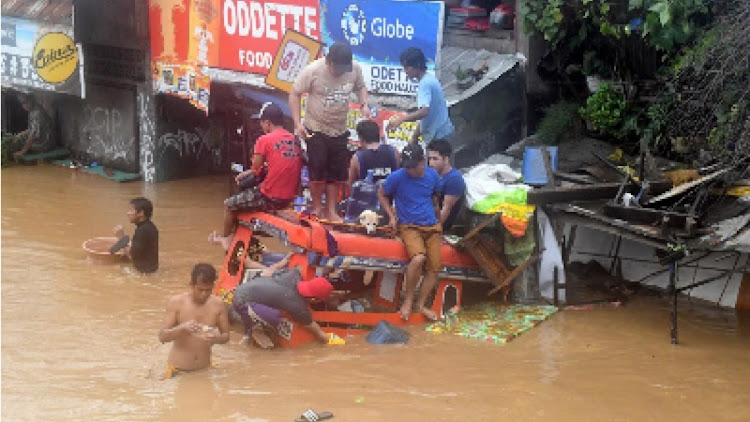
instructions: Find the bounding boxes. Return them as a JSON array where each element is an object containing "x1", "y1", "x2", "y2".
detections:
[{"x1": 216, "y1": 210, "x2": 491, "y2": 348}]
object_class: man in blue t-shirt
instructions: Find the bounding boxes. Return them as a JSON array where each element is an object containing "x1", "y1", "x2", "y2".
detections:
[
  {"x1": 427, "y1": 139, "x2": 466, "y2": 231},
  {"x1": 378, "y1": 142, "x2": 443, "y2": 321},
  {"x1": 385, "y1": 48, "x2": 454, "y2": 144}
]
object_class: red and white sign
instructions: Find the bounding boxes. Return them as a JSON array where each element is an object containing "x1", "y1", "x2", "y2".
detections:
[{"x1": 219, "y1": 0, "x2": 321, "y2": 74}]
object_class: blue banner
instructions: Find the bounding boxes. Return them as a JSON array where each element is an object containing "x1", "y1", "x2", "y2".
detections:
[{"x1": 321, "y1": 0, "x2": 444, "y2": 96}]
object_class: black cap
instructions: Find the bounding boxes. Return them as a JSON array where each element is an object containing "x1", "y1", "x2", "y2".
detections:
[
  {"x1": 327, "y1": 42, "x2": 353, "y2": 73},
  {"x1": 251, "y1": 102, "x2": 284, "y2": 124},
  {"x1": 401, "y1": 143, "x2": 425, "y2": 168}
]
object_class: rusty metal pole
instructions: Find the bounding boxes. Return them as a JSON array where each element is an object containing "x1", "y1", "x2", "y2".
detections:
[{"x1": 669, "y1": 262, "x2": 678, "y2": 345}]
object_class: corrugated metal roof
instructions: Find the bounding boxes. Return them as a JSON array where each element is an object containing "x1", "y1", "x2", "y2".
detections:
[
  {"x1": 1, "y1": 0, "x2": 73, "y2": 26},
  {"x1": 204, "y1": 46, "x2": 523, "y2": 111}
]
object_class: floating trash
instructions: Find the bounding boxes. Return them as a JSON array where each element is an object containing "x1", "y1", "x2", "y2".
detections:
[{"x1": 426, "y1": 303, "x2": 558, "y2": 344}]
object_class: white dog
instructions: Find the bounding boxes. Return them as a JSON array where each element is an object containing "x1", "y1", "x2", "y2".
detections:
[
  {"x1": 358, "y1": 209, "x2": 380, "y2": 234},
  {"x1": 357, "y1": 209, "x2": 381, "y2": 285}
]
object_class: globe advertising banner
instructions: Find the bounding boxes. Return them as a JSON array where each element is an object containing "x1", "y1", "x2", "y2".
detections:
[
  {"x1": 1, "y1": 17, "x2": 84, "y2": 97},
  {"x1": 320, "y1": 0, "x2": 444, "y2": 96}
]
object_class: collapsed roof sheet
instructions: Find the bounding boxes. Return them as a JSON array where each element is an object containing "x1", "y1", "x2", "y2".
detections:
[
  {"x1": 205, "y1": 46, "x2": 523, "y2": 111},
  {"x1": 1, "y1": 0, "x2": 73, "y2": 26}
]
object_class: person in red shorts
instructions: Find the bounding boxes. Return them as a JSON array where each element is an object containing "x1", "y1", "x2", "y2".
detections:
[{"x1": 217, "y1": 102, "x2": 303, "y2": 237}]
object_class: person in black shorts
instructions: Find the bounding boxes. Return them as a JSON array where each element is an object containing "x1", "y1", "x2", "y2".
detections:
[{"x1": 289, "y1": 42, "x2": 370, "y2": 221}]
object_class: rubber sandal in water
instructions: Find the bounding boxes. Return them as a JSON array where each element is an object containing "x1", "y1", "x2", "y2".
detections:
[{"x1": 294, "y1": 409, "x2": 333, "y2": 422}]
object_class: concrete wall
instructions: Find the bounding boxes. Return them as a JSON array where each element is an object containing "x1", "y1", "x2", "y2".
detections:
[
  {"x1": 452, "y1": 65, "x2": 525, "y2": 169},
  {"x1": 151, "y1": 94, "x2": 223, "y2": 181},
  {"x1": 514, "y1": 0, "x2": 556, "y2": 133},
  {"x1": 49, "y1": 0, "x2": 150, "y2": 174},
  {"x1": 567, "y1": 225, "x2": 749, "y2": 308}
]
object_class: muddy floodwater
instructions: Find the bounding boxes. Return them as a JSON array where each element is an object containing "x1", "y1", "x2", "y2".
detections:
[{"x1": 3, "y1": 164, "x2": 750, "y2": 422}]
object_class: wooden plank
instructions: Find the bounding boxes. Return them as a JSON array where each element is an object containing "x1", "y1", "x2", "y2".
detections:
[
  {"x1": 456, "y1": 212, "x2": 501, "y2": 247},
  {"x1": 603, "y1": 204, "x2": 693, "y2": 227},
  {"x1": 646, "y1": 168, "x2": 731, "y2": 205},
  {"x1": 553, "y1": 171, "x2": 596, "y2": 184},
  {"x1": 487, "y1": 254, "x2": 540, "y2": 297},
  {"x1": 462, "y1": 236, "x2": 511, "y2": 287},
  {"x1": 528, "y1": 181, "x2": 673, "y2": 205},
  {"x1": 736, "y1": 272, "x2": 750, "y2": 311},
  {"x1": 528, "y1": 183, "x2": 633, "y2": 205}
]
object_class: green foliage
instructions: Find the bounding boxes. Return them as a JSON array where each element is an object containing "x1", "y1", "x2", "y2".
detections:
[
  {"x1": 642, "y1": 92, "x2": 676, "y2": 149},
  {"x1": 519, "y1": 0, "x2": 711, "y2": 85},
  {"x1": 629, "y1": 0, "x2": 709, "y2": 52},
  {"x1": 537, "y1": 101, "x2": 583, "y2": 144},
  {"x1": 708, "y1": 101, "x2": 746, "y2": 148},
  {"x1": 579, "y1": 83, "x2": 627, "y2": 138},
  {"x1": 520, "y1": 0, "x2": 566, "y2": 47}
]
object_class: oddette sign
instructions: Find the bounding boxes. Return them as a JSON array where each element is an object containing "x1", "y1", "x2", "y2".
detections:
[{"x1": 33, "y1": 32, "x2": 78, "y2": 84}]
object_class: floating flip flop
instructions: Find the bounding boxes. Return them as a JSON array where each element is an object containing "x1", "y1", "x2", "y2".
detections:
[{"x1": 295, "y1": 409, "x2": 333, "y2": 422}]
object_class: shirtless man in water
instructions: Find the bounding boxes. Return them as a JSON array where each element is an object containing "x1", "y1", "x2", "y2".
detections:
[{"x1": 158, "y1": 263, "x2": 230, "y2": 378}]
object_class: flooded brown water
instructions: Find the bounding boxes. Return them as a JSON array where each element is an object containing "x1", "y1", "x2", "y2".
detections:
[{"x1": 2, "y1": 164, "x2": 750, "y2": 422}]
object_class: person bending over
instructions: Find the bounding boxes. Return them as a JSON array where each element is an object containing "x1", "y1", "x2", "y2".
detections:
[{"x1": 232, "y1": 268, "x2": 334, "y2": 349}]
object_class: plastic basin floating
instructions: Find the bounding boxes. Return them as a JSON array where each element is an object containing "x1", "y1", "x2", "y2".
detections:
[{"x1": 82, "y1": 237, "x2": 129, "y2": 260}]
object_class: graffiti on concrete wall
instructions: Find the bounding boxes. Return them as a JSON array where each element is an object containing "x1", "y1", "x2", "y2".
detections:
[
  {"x1": 159, "y1": 126, "x2": 222, "y2": 167},
  {"x1": 160, "y1": 128, "x2": 204, "y2": 157},
  {"x1": 138, "y1": 91, "x2": 157, "y2": 183},
  {"x1": 82, "y1": 105, "x2": 135, "y2": 163}
]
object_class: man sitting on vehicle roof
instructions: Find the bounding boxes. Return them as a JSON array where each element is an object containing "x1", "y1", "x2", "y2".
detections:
[
  {"x1": 378, "y1": 142, "x2": 443, "y2": 321},
  {"x1": 216, "y1": 102, "x2": 303, "y2": 239}
]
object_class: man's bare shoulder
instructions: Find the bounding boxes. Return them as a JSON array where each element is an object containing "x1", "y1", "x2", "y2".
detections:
[
  {"x1": 206, "y1": 295, "x2": 227, "y2": 310},
  {"x1": 166, "y1": 292, "x2": 190, "y2": 307}
]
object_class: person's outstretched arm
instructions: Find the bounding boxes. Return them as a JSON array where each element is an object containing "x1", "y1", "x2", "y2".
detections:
[{"x1": 304, "y1": 321, "x2": 330, "y2": 343}]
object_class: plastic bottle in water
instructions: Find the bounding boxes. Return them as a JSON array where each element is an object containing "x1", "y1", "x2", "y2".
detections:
[{"x1": 344, "y1": 169, "x2": 380, "y2": 223}]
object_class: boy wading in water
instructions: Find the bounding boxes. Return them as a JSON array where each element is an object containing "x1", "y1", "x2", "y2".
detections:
[
  {"x1": 159, "y1": 264, "x2": 230, "y2": 378},
  {"x1": 113, "y1": 197, "x2": 159, "y2": 274}
]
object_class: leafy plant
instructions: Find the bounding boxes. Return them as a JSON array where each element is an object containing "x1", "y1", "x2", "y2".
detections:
[
  {"x1": 641, "y1": 92, "x2": 676, "y2": 150},
  {"x1": 579, "y1": 83, "x2": 627, "y2": 138},
  {"x1": 519, "y1": 0, "x2": 566, "y2": 47},
  {"x1": 453, "y1": 65, "x2": 470, "y2": 81},
  {"x1": 629, "y1": 0, "x2": 710, "y2": 53},
  {"x1": 537, "y1": 101, "x2": 583, "y2": 144}
]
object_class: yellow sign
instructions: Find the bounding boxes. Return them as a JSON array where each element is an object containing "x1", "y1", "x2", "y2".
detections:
[
  {"x1": 265, "y1": 29, "x2": 322, "y2": 93},
  {"x1": 33, "y1": 32, "x2": 78, "y2": 84}
]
